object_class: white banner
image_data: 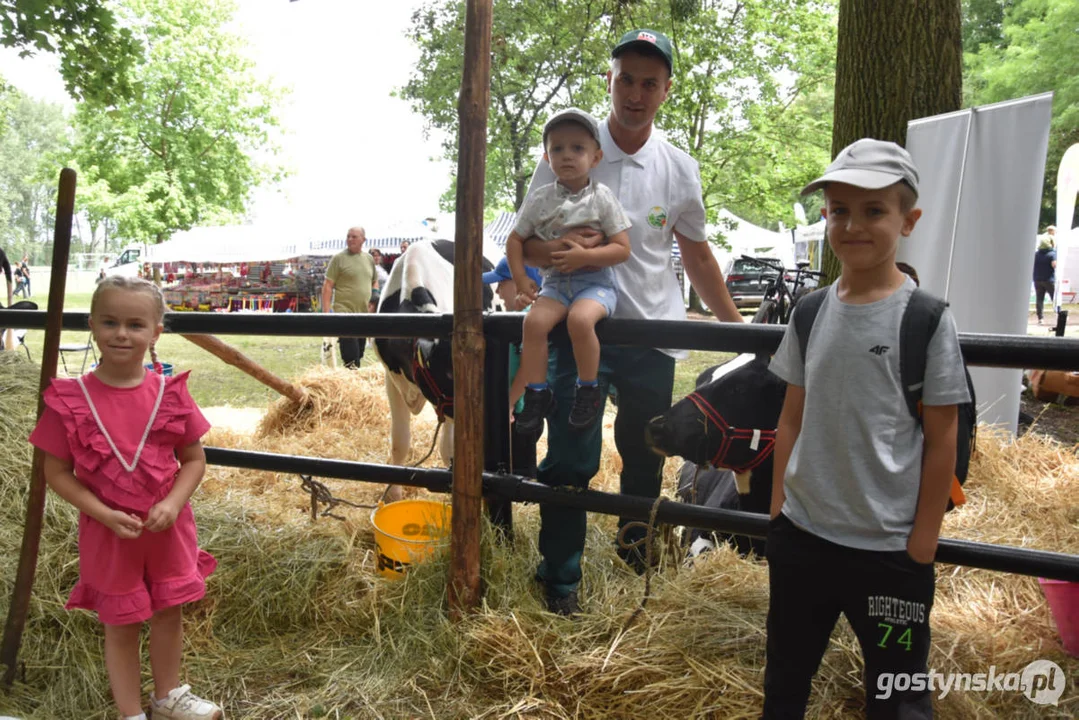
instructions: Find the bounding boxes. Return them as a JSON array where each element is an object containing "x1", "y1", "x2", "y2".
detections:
[
  {"x1": 1055, "y1": 143, "x2": 1079, "y2": 311},
  {"x1": 901, "y1": 93, "x2": 1053, "y2": 434}
]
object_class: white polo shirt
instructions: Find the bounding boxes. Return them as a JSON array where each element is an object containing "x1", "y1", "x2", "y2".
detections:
[{"x1": 528, "y1": 116, "x2": 707, "y2": 357}]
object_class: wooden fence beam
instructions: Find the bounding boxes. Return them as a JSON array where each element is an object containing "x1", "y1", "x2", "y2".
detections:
[
  {"x1": 2, "y1": 168, "x2": 76, "y2": 686},
  {"x1": 180, "y1": 333, "x2": 307, "y2": 404},
  {"x1": 449, "y1": 0, "x2": 492, "y2": 619}
]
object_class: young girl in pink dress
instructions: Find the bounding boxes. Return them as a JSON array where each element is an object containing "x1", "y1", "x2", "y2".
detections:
[{"x1": 29, "y1": 277, "x2": 222, "y2": 720}]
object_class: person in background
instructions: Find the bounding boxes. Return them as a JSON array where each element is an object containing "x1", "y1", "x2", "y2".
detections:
[
  {"x1": 483, "y1": 255, "x2": 545, "y2": 533},
  {"x1": 1033, "y1": 231, "x2": 1057, "y2": 325},
  {"x1": 0, "y1": 246, "x2": 12, "y2": 350},
  {"x1": 0, "y1": 246, "x2": 13, "y2": 308},
  {"x1": 19, "y1": 255, "x2": 30, "y2": 296},
  {"x1": 369, "y1": 248, "x2": 390, "y2": 312},
  {"x1": 13, "y1": 263, "x2": 28, "y2": 298},
  {"x1": 321, "y1": 226, "x2": 378, "y2": 368}
]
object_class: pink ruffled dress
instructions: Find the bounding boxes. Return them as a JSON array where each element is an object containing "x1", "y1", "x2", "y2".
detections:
[{"x1": 29, "y1": 370, "x2": 216, "y2": 625}]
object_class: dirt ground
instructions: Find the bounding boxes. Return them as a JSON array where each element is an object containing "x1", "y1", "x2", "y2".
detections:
[{"x1": 1019, "y1": 392, "x2": 1079, "y2": 447}]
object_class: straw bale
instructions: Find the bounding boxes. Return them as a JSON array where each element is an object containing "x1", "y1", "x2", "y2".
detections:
[{"x1": 1, "y1": 356, "x2": 1076, "y2": 718}]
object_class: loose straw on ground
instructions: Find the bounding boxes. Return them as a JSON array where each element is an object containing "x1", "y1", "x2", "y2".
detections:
[{"x1": 2, "y1": 359, "x2": 1075, "y2": 718}]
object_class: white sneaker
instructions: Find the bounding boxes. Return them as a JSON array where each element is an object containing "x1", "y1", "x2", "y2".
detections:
[{"x1": 151, "y1": 685, "x2": 223, "y2": 720}]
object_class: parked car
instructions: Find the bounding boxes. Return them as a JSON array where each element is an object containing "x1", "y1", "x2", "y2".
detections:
[
  {"x1": 725, "y1": 257, "x2": 781, "y2": 308},
  {"x1": 106, "y1": 244, "x2": 148, "y2": 278}
]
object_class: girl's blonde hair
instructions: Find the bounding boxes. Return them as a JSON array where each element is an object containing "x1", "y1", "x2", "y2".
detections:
[{"x1": 90, "y1": 276, "x2": 169, "y2": 370}]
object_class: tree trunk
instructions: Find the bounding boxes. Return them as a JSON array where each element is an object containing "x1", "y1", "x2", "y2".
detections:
[{"x1": 821, "y1": 0, "x2": 963, "y2": 285}]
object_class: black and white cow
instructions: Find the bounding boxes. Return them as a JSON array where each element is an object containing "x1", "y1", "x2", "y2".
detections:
[
  {"x1": 645, "y1": 354, "x2": 786, "y2": 556},
  {"x1": 373, "y1": 239, "x2": 496, "y2": 496}
]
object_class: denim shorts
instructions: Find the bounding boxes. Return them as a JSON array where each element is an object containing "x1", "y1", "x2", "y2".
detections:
[{"x1": 539, "y1": 269, "x2": 617, "y2": 316}]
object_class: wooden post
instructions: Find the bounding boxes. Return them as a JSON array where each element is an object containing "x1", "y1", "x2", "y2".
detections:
[
  {"x1": 449, "y1": 0, "x2": 492, "y2": 618},
  {"x1": 180, "y1": 333, "x2": 307, "y2": 404},
  {"x1": 2, "y1": 168, "x2": 77, "y2": 686}
]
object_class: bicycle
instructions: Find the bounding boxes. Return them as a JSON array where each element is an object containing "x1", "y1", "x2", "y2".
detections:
[{"x1": 744, "y1": 255, "x2": 824, "y2": 325}]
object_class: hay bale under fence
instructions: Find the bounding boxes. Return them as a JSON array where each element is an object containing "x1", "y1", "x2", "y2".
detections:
[{"x1": 1, "y1": 356, "x2": 1075, "y2": 718}]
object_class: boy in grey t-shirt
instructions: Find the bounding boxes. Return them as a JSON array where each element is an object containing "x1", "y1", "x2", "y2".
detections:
[{"x1": 762, "y1": 139, "x2": 970, "y2": 718}]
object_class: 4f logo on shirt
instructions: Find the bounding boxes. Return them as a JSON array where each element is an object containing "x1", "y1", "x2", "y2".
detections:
[{"x1": 869, "y1": 345, "x2": 890, "y2": 355}]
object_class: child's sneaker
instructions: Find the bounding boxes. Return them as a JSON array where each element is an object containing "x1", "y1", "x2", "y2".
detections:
[
  {"x1": 568, "y1": 384, "x2": 603, "y2": 430},
  {"x1": 515, "y1": 387, "x2": 555, "y2": 435},
  {"x1": 151, "y1": 685, "x2": 223, "y2": 720}
]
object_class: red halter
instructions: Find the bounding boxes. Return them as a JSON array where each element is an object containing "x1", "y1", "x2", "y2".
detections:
[
  {"x1": 410, "y1": 340, "x2": 453, "y2": 422},
  {"x1": 685, "y1": 391, "x2": 777, "y2": 474}
]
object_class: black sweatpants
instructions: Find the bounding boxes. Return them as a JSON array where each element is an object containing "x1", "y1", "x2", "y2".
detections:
[
  {"x1": 763, "y1": 514, "x2": 936, "y2": 720},
  {"x1": 338, "y1": 337, "x2": 366, "y2": 368},
  {"x1": 1034, "y1": 280, "x2": 1055, "y2": 321}
]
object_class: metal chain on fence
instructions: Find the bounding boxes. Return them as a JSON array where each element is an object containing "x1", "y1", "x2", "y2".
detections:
[{"x1": 297, "y1": 419, "x2": 445, "y2": 521}]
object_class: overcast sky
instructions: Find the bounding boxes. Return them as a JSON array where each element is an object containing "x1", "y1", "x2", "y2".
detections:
[{"x1": 0, "y1": 0, "x2": 454, "y2": 237}]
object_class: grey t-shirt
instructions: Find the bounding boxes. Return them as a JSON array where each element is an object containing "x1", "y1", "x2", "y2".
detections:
[
  {"x1": 514, "y1": 179, "x2": 631, "y2": 285},
  {"x1": 769, "y1": 278, "x2": 971, "y2": 551}
]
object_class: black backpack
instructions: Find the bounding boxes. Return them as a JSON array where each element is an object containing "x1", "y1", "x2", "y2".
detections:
[{"x1": 792, "y1": 287, "x2": 977, "y2": 510}]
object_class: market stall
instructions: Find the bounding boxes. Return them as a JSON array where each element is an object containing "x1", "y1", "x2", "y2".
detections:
[
  {"x1": 144, "y1": 221, "x2": 447, "y2": 313},
  {"x1": 146, "y1": 226, "x2": 321, "y2": 313}
]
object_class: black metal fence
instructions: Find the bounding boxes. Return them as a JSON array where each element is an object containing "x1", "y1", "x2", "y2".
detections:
[{"x1": 4, "y1": 308, "x2": 1078, "y2": 583}]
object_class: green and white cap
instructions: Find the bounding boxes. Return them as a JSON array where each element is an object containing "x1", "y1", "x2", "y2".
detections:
[{"x1": 612, "y1": 29, "x2": 673, "y2": 73}]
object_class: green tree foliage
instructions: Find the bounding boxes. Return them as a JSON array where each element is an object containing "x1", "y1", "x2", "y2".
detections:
[
  {"x1": 649, "y1": 0, "x2": 836, "y2": 228},
  {"x1": 0, "y1": 0, "x2": 140, "y2": 105},
  {"x1": 71, "y1": 0, "x2": 285, "y2": 244},
  {"x1": 964, "y1": 0, "x2": 1078, "y2": 226},
  {"x1": 402, "y1": 0, "x2": 615, "y2": 211},
  {"x1": 0, "y1": 81, "x2": 68, "y2": 261},
  {"x1": 961, "y1": 0, "x2": 1014, "y2": 53},
  {"x1": 402, "y1": 0, "x2": 837, "y2": 230}
]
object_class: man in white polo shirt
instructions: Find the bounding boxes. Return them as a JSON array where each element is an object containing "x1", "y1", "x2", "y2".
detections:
[{"x1": 523, "y1": 28, "x2": 743, "y2": 615}]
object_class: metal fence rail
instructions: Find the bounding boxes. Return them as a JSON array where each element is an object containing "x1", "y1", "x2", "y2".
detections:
[
  {"x1": 4, "y1": 310, "x2": 1079, "y2": 369},
  {"x1": 206, "y1": 447, "x2": 1079, "y2": 583},
  {"x1": 8, "y1": 307, "x2": 1078, "y2": 583}
]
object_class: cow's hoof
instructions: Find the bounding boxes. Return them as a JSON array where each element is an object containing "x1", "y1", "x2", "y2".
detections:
[{"x1": 383, "y1": 485, "x2": 404, "y2": 504}]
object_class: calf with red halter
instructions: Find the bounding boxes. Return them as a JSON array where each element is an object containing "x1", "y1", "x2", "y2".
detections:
[
  {"x1": 372, "y1": 240, "x2": 512, "y2": 530},
  {"x1": 645, "y1": 353, "x2": 784, "y2": 556}
]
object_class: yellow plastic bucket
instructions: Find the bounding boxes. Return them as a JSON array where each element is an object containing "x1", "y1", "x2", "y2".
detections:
[{"x1": 370, "y1": 499, "x2": 452, "y2": 579}]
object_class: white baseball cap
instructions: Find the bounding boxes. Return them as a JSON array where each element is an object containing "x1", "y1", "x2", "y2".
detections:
[
  {"x1": 801, "y1": 138, "x2": 920, "y2": 198},
  {"x1": 542, "y1": 108, "x2": 601, "y2": 146}
]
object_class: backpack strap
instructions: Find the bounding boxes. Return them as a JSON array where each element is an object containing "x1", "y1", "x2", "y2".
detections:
[
  {"x1": 898, "y1": 287, "x2": 947, "y2": 424},
  {"x1": 793, "y1": 288, "x2": 828, "y2": 366}
]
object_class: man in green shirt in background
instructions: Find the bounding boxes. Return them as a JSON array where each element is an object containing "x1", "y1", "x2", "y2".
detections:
[{"x1": 321, "y1": 226, "x2": 378, "y2": 368}]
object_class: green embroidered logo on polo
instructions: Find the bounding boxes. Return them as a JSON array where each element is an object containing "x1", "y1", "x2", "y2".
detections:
[{"x1": 647, "y1": 206, "x2": 668, "y2": 228}]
